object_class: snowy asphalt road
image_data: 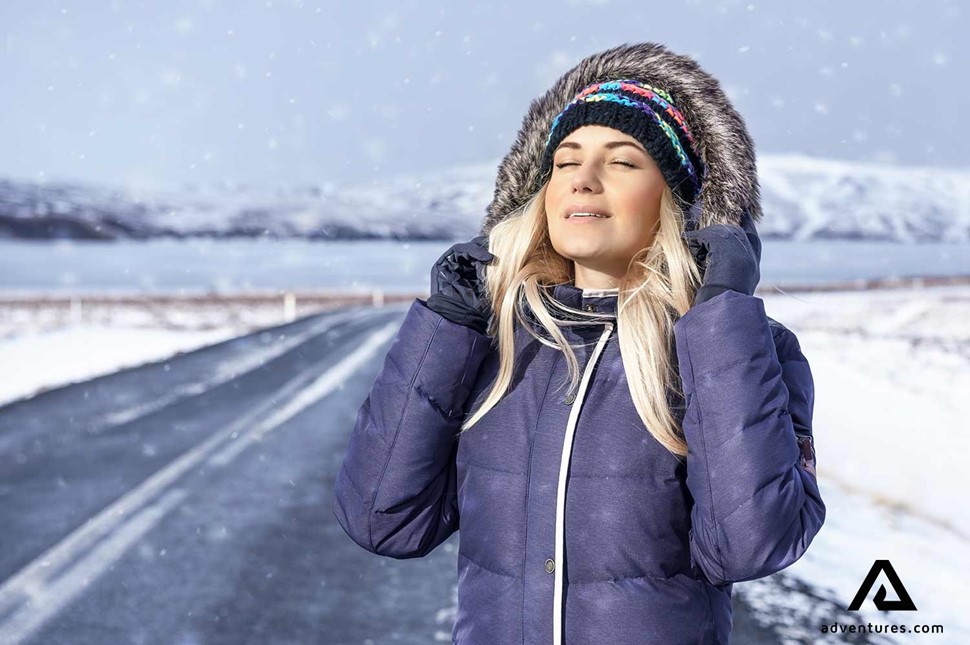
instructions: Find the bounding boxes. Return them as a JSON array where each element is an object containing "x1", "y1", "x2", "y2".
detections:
[{"x1": 0, "y1": 303, "x2": 869, "y2": 644}]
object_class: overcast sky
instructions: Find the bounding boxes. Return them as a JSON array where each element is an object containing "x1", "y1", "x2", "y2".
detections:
[{"x1": 1, "y1": 0, "x2": 965, "y2": 192}]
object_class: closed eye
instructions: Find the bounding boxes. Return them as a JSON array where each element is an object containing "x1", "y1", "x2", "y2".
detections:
[{"x1": 555, "y1": 160, "x2": 637, "y2": 169}]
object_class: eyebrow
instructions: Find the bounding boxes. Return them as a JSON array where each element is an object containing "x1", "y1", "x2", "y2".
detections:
[{"x1": 555, "y1": 141, "x2": 647, "y2": 154}]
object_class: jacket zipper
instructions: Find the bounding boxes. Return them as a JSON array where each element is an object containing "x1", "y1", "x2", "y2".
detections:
[{"x1": 552, "y1": 321, "x2": 615, "y2": 645}]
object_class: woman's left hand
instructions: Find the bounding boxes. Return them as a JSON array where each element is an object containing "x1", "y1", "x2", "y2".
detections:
[{"x1": 682, "y1": 208, "x2": 762, "y2": 306}]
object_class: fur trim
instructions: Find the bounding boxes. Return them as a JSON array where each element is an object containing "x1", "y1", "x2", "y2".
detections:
[{"x1": 480, "y1": 41, "x2": 761, "y2": 235}]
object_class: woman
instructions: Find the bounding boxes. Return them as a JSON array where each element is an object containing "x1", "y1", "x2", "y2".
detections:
[{"x1": 332, "y1": 42, "x2": 824, "y2": 645}]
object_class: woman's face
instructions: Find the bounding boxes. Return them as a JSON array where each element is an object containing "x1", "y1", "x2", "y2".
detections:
[{"x1": 545, "y1": 125, "x2": 667, "y2": 283}]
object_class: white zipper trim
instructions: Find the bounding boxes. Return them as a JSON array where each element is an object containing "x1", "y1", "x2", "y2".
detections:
[{"x1": 552, "y1": 320, "x2": 615, "y2": 645}]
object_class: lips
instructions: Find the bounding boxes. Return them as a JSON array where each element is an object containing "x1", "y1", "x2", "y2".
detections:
[{"x1": 564, "y1": 205, "x2": 611, "y2": 219}]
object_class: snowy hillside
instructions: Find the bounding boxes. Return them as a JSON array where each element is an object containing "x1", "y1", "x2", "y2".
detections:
[{"x1": 1, "y1": 155, "x2": 968, "y2": 242}]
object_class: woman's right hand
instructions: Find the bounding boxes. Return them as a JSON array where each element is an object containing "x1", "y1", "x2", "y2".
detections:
[{"x1": 425, "y1": 235, "x2": 495, "y2": 335}]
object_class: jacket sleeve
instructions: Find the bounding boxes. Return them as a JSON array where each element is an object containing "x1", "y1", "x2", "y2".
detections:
[
  {"x1": 674, "y1": 289, "x2": 825, "y2": 586},
  {"x1": 331, "y1": 298, "x2": 492, "y2": 559}
]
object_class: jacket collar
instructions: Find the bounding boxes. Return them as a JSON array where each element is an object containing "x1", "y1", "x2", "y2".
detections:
[
  {"x1": 517, "y1": 283, "x2": 617, "y2": 344},
  {"x1": 548, "y1": 283, "x2": 619, "y2": 318}
]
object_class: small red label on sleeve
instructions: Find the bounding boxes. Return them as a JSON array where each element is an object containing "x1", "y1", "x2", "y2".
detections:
[{"x1": 796, "y1": 434, "x2": 817, "y2": 477}]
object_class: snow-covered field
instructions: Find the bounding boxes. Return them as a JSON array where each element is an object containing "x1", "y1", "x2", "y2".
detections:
[
  {"x1": 1, "y1": 285, "x2": 967, "y2": 641},
  {"x1": 0, "y1": 323, "x2": 242, "y2": 409},
  {"x1": 0, "y1": 293, "x2": 402, "y2": 407},
  {"x1": 759, "y1": 284, "x2": 970, "y2": 642}
]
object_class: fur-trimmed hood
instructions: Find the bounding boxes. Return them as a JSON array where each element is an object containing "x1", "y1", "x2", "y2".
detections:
[{"x1": 480, "y1": 41, "x2": 761, "y2": 236}]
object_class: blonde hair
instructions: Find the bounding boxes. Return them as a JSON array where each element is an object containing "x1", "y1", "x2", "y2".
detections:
[{"x1": 459, "y1": 181, "x2": 704, "y2": 459}]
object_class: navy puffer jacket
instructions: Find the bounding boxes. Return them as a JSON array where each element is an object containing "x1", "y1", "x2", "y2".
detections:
[{"x1": 332, "y1": 282, "x2": 824, "y2": 644}]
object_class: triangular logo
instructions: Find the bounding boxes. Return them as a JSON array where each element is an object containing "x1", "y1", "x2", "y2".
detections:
[{"x1": 847, "y1": 559, "x2": 917, "y2": 611}]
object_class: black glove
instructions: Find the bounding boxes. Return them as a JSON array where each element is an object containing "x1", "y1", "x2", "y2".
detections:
[
  {"x1": 681, "y1": 207, "x2": 762, "y2": 306},
  {"x1": 425, "y1": 235, "x2": 495, "y2": 334}
]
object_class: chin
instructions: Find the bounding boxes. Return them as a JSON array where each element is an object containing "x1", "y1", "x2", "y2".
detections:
[{"x1": 555, "y1": 240, "x2": 607, "y2": 259}]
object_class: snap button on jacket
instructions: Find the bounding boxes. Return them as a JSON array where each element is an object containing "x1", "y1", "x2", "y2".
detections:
[{"x1": 332, "y1": 284, "x2": 824, "y2": 644}]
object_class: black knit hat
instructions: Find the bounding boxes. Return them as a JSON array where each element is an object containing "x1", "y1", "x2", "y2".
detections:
[{"x1": 538, "y1": 79, "x2": 707, "y2": 212}]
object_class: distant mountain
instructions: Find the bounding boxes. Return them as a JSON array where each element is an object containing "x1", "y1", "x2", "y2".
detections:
[{"x1": 1, "y1": 155, "x2": 968, "y2": 242}]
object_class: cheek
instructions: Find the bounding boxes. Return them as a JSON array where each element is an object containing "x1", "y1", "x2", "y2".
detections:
[
  {"x1": 611, "y1": 218, "x2": 646, "y2": 245},
  {"x1": 616, "y1": 193, "x2": 661, "y2": 244},
  {"x1": 627, "y1": 186, "x2": 662, "y2": 222},
  {"x1": 545, "y1": 184, "x2": 567, "y2": 230},
  {"x1": 545, "y1": 181, "x2": 565, "y2": 211},
  {"x1": 621, "y1": 182, "x2": 661, "y2": 209}
]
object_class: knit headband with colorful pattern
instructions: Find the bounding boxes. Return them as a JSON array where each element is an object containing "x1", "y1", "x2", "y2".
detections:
[{"x1": 538, "y1": 79, "x2": 707, "y2": 209}]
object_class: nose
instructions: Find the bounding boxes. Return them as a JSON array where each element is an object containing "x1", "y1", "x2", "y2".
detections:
[{"x1": 571, "y1": 163, "x2": 603, "y2": 194}]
